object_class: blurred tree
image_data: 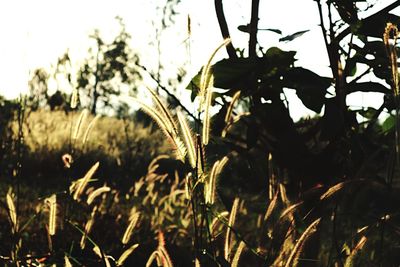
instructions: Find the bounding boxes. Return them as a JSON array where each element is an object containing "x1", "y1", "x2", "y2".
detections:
[
  {"x1": 28, "y1": 68, "x2": 49, "y2": 110},
  {"x1": 77, "y1": 17, "x2": 141, "y2": 115}
]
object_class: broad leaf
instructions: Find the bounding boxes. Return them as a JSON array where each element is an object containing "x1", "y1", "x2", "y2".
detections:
[
  {"x1": 382, "y1": 115, "x2": 395, "y2": 133},
  {"x1": 282, "y1": 67, "x2": 332, "y2": 113}
]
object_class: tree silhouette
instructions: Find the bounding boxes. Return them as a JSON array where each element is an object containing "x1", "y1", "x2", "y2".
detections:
[{"x1": 77, "y1": 17, "x2": 141, "y2": 115}]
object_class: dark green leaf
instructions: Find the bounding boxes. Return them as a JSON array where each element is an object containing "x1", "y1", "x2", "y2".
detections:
[
  {"x1": 382, "y1": 115, "x2": 395, "y2": 133},
  {"x1": 356, "y1": 13, "x2": 400, "y2": 38},
  {"x1": 282, "y1": 67, "x2": 332, "y2": 113}
]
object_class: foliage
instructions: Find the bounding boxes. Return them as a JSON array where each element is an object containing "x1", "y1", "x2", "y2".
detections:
[
  {"x1": 1, "y1": 0, "x2": 400, "y2": 266},
  {"x1": 77, "y1": 17, "x2": 142, "y2": 115}
]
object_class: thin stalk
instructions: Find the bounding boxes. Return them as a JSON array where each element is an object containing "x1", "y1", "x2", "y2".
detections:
[{"x1": 249, "y1": 0, "x2": 260, "y2": 58}]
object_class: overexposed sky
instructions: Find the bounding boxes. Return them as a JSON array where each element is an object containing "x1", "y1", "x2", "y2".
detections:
[{"x1": 0, "y1": 0, "x2": 398, "y2": 120}]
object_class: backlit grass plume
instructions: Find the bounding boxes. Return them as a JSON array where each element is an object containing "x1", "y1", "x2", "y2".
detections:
[
  {"x1": 224, "y1": 91, "x2": 241, "y2": 123},
  {"x1": 80, "y1": 206, "x2": 98, "y2": 249},
  {"x1": 344, "y1": 236, "x2": 367, "y2": 267},
  {"x1": 46, "y1": 194, "x2": 57, "y2": 236},
  {"x1": 73, "y1": 109, "x2": 88, "y2": 140},
  {"x1": 87, "y1": 186, "x2": 110, "y2": 205},
  {"x1": 6, "y1": 191, "x2": 18, "y2": 234},
  {"x1": 225, "y1": 197, "x2": 240, "y2": 260},
  {"x1": 117, "y1": 243, "x2": 139, "y2": 266},
  {"x1": 177, "y1": 111, "x2": 196, "y2": 168},
  {"x1": 205, "y1": 156, "x2": 229, "y2": 204},
  {"x1": 131, "y1": 95, "x2": 186, "y2": 162},
  {"x1": 82, "y1": 114, "x2": 101, "y2": 145},
  {"x1": 202, "y1": 76, "x2": 213, "y2": 145},
  {"x1": 383, "y1": 22, "x2": 399, "y2": 96},
  {"x1": 284, "y1": 218, "x2": 321, "y2": 267},
  {"x1": 199, "y1": 38, "x2": 231, "y2": 108},
  {"x1": 122, "y1": 209, "x2": 140, "y2": 245},
  {"x1": 73, "y1": 162, "x2": 100, "y2": 201},
  {"x1": 146, "y1": 231, "x2": 173, "y2": 267}
]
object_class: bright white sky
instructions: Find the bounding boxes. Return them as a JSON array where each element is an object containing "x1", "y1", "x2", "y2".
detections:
[{"x1": 0, "y1": 0, "x2": 398, "y2": 120}]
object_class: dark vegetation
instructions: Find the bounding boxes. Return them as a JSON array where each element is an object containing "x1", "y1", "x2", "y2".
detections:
[{"x1": 1, "y1": 0, "x2": 400, "y2": 266}]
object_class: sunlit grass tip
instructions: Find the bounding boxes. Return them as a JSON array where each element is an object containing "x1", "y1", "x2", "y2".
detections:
[
  {"x1": 87, "y1": 186, "x2": 111, "y2": 205},
  {"x1": 73, "y1": 162, "x2": 100, "y2": 201},
  {"x1": 6, "y1": 191, "x2": 17, "y2": 233},
  {"x1": 82, "y1": 114, "x2": 101, "y2": 145},
  {"x1": 202, "y1": 76, "x2": 213, "y2": 145},
  {"x1": 225, "y1": 197, "x2": 239, "y2": 260},
  {"x1": 46, "y1": 194, "x2": 57, "y2": 236},
  {"x1": 122, "y1": 210, "x2": 140, "y2": 245},
  {"x1": 284, "y1": 218, "x2": 321, "y2": 267},
  {"x1": 199, "y1": 38, "x2": 231, "y2": 108},
  {"x1": 73, "y1": 109, "x2": 88, "y2": 140},
  {"x1": 117, "y1": 243, "x2": 139, "y2": 266},
  {"x1": 177, "y1": 111, "x2": 196, "y2": 168}
]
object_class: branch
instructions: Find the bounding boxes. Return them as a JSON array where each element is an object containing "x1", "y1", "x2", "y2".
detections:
[
  {"x1": 136, "y1": 63, "x2": 200, "y2": 123},
  {"x1": 336, "y1": 1, "x2": 400, "y2": 42},
  {"x1": 214, "y1": 0, "x2": 238, "y2": 59},
  {"x1": 249, "y1": 0, "x2": 260, "y2": 58}
]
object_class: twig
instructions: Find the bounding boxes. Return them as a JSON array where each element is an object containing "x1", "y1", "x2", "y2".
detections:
[
  {"x1": 335, "y1": 1, "x2": 400, "y2": 42},
  {"x1": 214, "y1": 0, "x2": 238, "y2": 59},
  {"x1": 249, "y1": 0, "x2": 260, "y2": 58},
  {"x1": 136, "y1": 63, "x2": 200, "y2": 124}
]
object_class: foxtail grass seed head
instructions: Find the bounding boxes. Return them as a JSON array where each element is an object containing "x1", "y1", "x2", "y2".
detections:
[
  {"x1": 206, "y1": 156, "x2": 228, "y2": 205},
  {"x1": 231, "y1": 241, "x2": 246, "y2": 267},
  {"x1": 383, "y1": 23, "x2": 399, "y2": 96},
  {"x1": 199, "y1": 38, "x2": 231, "y2": 108},
  {"x1": 46, "y1": 194, "x2": 57, "y2": 236},
  {"x1": 82, "y1": 114, "x2": 101, "y2": 144},
  {"x1": 146, "y1": 250, "x2": 163, "y2": 267},
  {"x1": 284, "y1": 218, "x2": 321, "y2": 267},
  {"x1": 70, "y1": 89, "x2": 79, "y2": 109},
  {"x1": 80, "y1": 206, "x2": 97, "y2": 249},
  {"x1": 177, "y1": 111, "x2": 196, "y2": 168},
  {"x1": 202, "y1": 76, "x2": 213, "y2": 145},
  {"x1": 73, "y1": 109, "x2": 88, "y2": 140},
  {"x1": 320, "y1": 181, "x2": 347, "y2": 200},
  {"x1": 6, "y1": 191, "x2": 17, "y2": 233},
  {"x1": 131, "y1": 97, "x2": 186, "y2": 161},
  {"x1": 280, "y1": 201, "x2": 303, "y2": 220},
  {"x1": 64, "y1": 255, "x2": 73, "y2": 267},
  {"x1": 73, "y1": 162, "x2": 100, "y2": 201},
  {"x1": 264, "y1": 191, "x2": 278, "y2": 222},
  {"x1": 225, "y1": 197, "x2": 240, "y2": 260},
  {"x1": 224, "y1": 91, "x2": 241, "y2": 123},
  {"x1": 122, "y1": 211, "x2": 140, "y2": 245},
  {"x1": 87, "y1": 186, "x2": 111, "y2": 205},
  {"x1": 62, "y1": 153, "x2": 73, "y2": 168},
  {"x1": 344, "y1": 236, "x2": 367, "y2": 267},
  {"x1": 117, "y1": 244, "x2": 139, "y2": 266},
  {"x1": 145, "y1": 86, "x2": 178, "y2": 135}
]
